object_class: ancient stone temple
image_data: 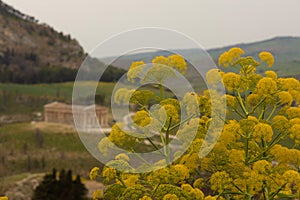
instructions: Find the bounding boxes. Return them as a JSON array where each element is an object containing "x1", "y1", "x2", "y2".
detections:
[{"x1": 44, "y1": 102, "x2": 109, "y2": 128}]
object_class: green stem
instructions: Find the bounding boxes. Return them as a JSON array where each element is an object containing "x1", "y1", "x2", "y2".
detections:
[
  {"x1": 258, "y1": 105, "x2": 266, "y2": 120},
  {"x1": 235, "y1": 90, "x2": 248, "y2": 116},
  {"x1": 130, "y1": 148, "x2": 152, "y2": 166},
  {"x1": 159, "y1": 129, "x2": 166, "y2": 147},
  {"x1": 164, "y1": 117, "x2": 172, "y2": 166},
  {"x1": 249, "y1": 97, "x2": 266, "y2": 114},
  {"x1": 269, "y1": 183, "x2": 287, "y2": 199},
  {"x1": 146, "y1": 137, "x2": 164, "y2": 155},
  {"x1": 263, "y1": 182, "x2": 270, "y2": 200},
  {"x1": 159, "y1": 84, "x2": 165, "y2": 100},
  {"x1": 151, "y1": 183, "x2": 161, "y2": 198},
  {"x1": 249, "y1": 131, "x2": 288, "y2": 164},
  {"x1": 168, "y1": 114, "x2": 195, "y2": 132},
  {"x1": 244, "y1": 136, "x2": 250, "y2": 165},
  {"x1": 266, "y1": 105, "x2": 277, "y2": 121},
  {"x1": 117, "y1": 175, "x2": 127, "y2": 188},
  {"x1": 231, "y1": 181, "x2": 244, "y2": 194}
]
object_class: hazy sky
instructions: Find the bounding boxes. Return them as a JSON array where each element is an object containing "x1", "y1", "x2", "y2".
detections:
[{"x1": 4, "y1": 0, "x2": 300, "y2": 56}]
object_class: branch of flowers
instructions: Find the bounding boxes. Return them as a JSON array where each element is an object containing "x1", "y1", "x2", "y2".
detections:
[
  {"x1": 231, "y1": 107, "x2": 246, "y2": 119},
  {"x1": 151, "y1": 183, "x2": 161, "y2": 198},
  {"x1": 164, "y1": 117, "x2": 172, "y2": 166},
  {"x1": 146, "y1": 137, "x2": 164, "y2": 155},
  {"x1": 266, "y1": 105, "x2": 277, "y2": 121},
  {"x1": 167, "y1": 114, "x2": 195, "y2": 132},
  {"x1": 235, "y1": 90, "x2": 249, "y2": 116},
  {"x1": 258, "y1": 105, "x2": 266, "y2": 120},
  {"x1": 244, "y1": 136, "x2": 250, "y2": 165},
  {"x1": 249, "y1": 97, "x2": 267, "y2": 115},
  {"x1": 159, "y1": 129, "x2": 166, "y2": 147},
  {"x1": 130, "y1": 148, "x2": 152, "y2": 166},
  {"x1": 117, "y1": 174, "x2": 127, "y2": 188},
  {"x1": 230, "y1": 181, "x2": 245, "y2": 194},
  {"x1": 159, "y1": 84, "x2": 165, "y2": 100},
  {"x1": 248, "y1": 131, "x2": 288, "y2": 164},
  {"x1": 262, "y1": 181, "x2": 270, "y2": 200},
  {"x1": 269, "y1": 183, "x2": 287, "y2": 199}
]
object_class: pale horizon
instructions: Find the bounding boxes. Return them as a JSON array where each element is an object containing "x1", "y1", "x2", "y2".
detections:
[{"x1": 3, "y1": 0, "x2": 300, "y2": 57}]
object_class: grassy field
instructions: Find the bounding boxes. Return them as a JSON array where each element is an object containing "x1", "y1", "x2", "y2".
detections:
[
  {"x1": 0, "y1": 82, "x2": 115, "y2": 116},
  {"x1": 0, "y1": 81, "x2": 173, "y2": 116},
  {"x1": 0, "y1": 122, "x2": 102, "y2": 193}
]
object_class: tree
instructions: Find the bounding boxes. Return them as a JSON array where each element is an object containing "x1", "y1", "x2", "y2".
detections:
[{"x1": 33, "y1": 169, "x2": 87, "y2": 200}]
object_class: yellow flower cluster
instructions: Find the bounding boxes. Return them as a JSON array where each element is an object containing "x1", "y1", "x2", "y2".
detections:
[
  {"x1": 127, "y1": 61, "x2": 146, "y2": 83},
  {"x1": 252, "y1": 123, "x2": 273, "y2": 142},
  {"x1": 222, "y1": 72, "x2": 241, "y2": 91},
  {"x1": 102, "y1": 167, "x2": 117, "y2": 183},
  {"x1": 92, "y1": 48, "x2": 300, "y2": 200},
  {"x1": 162, "y1": 194, "x2": 179, "y2": 200},
  {"x1": 218, "y1": 47, "x2": 244, "y2": 67},
  {"x1": 259, "y1": 51, "x2": 275, "y2": 67},
  {"x1": 256, "y1": 77, "x2": 277, "y2": 95},
  {"x1": 93, "y1": 189, "x2": 103, "y2": 200},
  {"x1": 210, "y1": 171, "x2": 233, "y2": 193},
  {"x1": 89, "y1": 167, "x2": 100, "y2": 180},
  {"x1": 206, "y1": 69, "x2": 223, "y2": 85}
]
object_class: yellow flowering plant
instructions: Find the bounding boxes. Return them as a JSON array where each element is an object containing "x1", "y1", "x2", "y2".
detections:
[{"x1": 90, "y1": 49, "x2": 300, "y2": 200}]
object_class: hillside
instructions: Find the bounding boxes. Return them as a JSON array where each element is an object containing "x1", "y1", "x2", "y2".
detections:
[
  {"x1": 0, "y1": 0, "x2": 85, "y2": 83},
  {"x1": 100, "y1": 36, "x2": 300, "y2": 79}
]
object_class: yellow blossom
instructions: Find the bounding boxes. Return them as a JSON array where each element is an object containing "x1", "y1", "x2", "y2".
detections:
[
  {"x1": 102, "y1": 167, "x2": 117, "y2": 183},
  {"x1": 282, "y1": 170, "x2": 300, "y2": 191},
  {"x1": 170, "y1": 164, "x2": 190, "y2": 184},
  {"x1": 122, "y1": 174, "x2": 140, "y2": 187},
  {"x1": 278, "y1": 77, "x2": 300, "y2": 91},
  {"x1": 133, "y1": 110, "x2": 151, "y2": 127},
  {"x1": 224, "y1": 94, "x2": 236, "y2": 107},
  {"x1": 115, "y1": 153, "x2": 130, "y2": 162},
  {"x1": 139, "y1": 196, "x2": 152, "y2": 200},
  {"x1": 89, "y1": 167, "x2": 100, "y2": 180},
  {"x1": 289, "y1": 124, "x2": 300, "y2": 143},
  {"x1": 204, "y1": 195, "x2": 217, "y2": 200},
  {"x1": 193, "y1": 178, "x2": 204, "y2": 189},
  {"x1": 163, "y1": 194, "x2": 179, "y2": 200},
  {"x1": 210, "y1": 171, "x2": 232, "y2": 193},
  {"x1": 277, "y1": 91, "x2": 293, "y2": 106},
  {"x1": 286, "y1": 107, "x2": 300, "y2": 119},
  {"x1": 159, "y1": 104, "x2": 179, "y2": 124},
  {"x1": 265, "y1": 70, "x2": 277, "y2": 79},
  {"x1": 253, "y1": 160, "x2": 272, "y2": 174},
  {"x1": 256, "y1": 77, "x2": 277, "y2": 95},
  {"x1": 222, "y1": 72, "x2": 241, "y2": 91},
  {"x1": 127, "y1": 61, "x2": 146, "y2": 82},
  {"x1": 252, "y1": 123, "x2": 273, "y2": 142},
  {"x1": 246, "y1": 93, "x2": 261, "y2": 107},
  {"x1": 272, "y1": 115, "x2": 290, "y2": 131},
  {"x1": 93, "y1": 189, "x2": 103, "y2": 200},
  {"x1": 289, "y1": 118, "x2": 300, "y2": 126},
  {"x1": 227, "y1": 47, "x2": 245, "y2": 64},
  {"x1": 206, "y1": 69, "x2": 222, "y2": 85},
  {"x1": 259, "y1": 51, "x2": 274, "y2": 67},
  {"x1": 167, "y1": 54, "x2": 188, "y2": 75},
  {"x1": 218, "y1": 52, "x2": 229, "y2": 67}
]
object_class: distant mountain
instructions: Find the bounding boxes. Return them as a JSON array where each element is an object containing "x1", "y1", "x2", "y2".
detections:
[
  {"x1": 0, "y1": 0, "x2": 85, "y2": 83},
  {"x1": 100, "y1": 36, "x2": 300, "y2": 79}
]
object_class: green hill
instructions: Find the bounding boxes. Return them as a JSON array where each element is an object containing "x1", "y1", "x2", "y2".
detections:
[
  {"x1": 208, "y1": 36, "x2": 300, "y2": 78},
  {"x1": 100, "y1": 36, "x2": 300, "y2": 79}
]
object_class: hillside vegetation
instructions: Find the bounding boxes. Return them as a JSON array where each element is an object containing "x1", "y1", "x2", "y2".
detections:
[{"x1": 0, "y1": 1, "x2": 126, "y2": 84}]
